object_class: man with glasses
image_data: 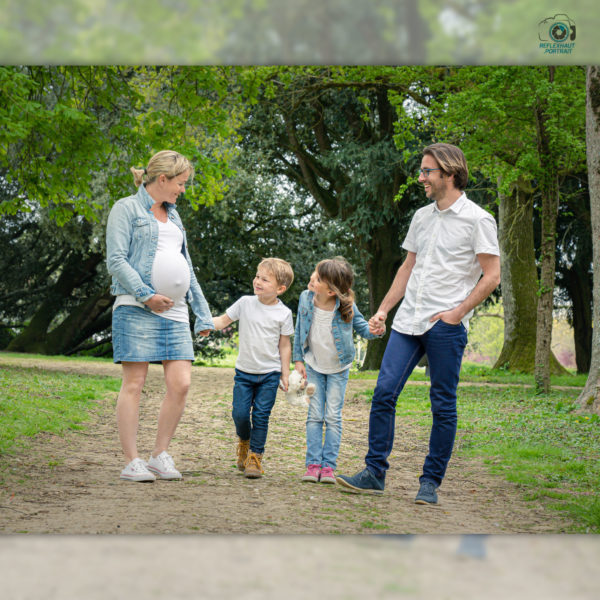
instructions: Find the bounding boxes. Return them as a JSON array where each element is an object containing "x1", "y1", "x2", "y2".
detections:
[{"x1": 337, "y1": 143, "x2": 500, "y2": 504}]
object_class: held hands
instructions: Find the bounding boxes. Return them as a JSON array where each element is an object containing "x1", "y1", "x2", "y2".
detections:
[
  {"x1": 368, "y1": 311, "x2": 387, "y2": 336},
  {"x1": 144, "y1": 294, "x2": 174, "y2": 313}
]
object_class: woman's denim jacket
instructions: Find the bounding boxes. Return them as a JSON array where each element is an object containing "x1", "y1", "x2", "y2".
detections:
[
  {"x1": 292, "y1": 289, "x2": 380, "y2": 365},
  {"x1": 106, "y1": 184, "x2": 214, "y2": 334}
]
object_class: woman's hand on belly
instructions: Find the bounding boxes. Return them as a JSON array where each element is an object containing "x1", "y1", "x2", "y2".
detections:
[{"x1": 144, "y1": 294, "x2": 174, "y2": 313}]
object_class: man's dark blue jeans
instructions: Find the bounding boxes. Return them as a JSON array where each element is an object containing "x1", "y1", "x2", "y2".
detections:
[
  {"x1": 232, "y1": 369, "x2": 281, "y2": 455},
  {"x1": 365, "y1": 321, "x2": 468, "y2": 486}
]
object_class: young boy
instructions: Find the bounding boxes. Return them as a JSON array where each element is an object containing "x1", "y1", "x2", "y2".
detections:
[{"x1": 212, "y1": 258, "x2": 294, "y2": 478}]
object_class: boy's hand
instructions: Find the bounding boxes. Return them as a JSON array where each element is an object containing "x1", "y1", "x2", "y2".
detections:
[
  {"x1": 280, "y1": 372, "x2": 289, "y2": 391},
  {"x1": 196, "y1": 330, "x2": 211, "y2": 337},
  {"x1": 294, "y1": 361, "x2": 306, "y2": 379}
]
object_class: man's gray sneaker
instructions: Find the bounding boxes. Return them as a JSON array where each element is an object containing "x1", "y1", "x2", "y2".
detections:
[
  {"x1": 415, "y1": 479, "x2": 438, "y2": 504},
  {"x1": 336, "y1": 467, "x2": 385, "y2": 495}
]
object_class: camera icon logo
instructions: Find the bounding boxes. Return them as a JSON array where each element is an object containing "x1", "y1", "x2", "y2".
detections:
[{"x1": 538, "y1": 14, "x2": 576, "y2": 42}]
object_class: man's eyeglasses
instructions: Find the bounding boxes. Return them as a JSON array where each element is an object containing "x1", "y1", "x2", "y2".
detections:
[{"x1": 417, "y1": 168, "x2": 440, "y2": 177}]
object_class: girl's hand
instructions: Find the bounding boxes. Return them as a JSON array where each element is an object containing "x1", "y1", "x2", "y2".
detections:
[
  {"x1": 144, "y1": 294, "x2": 174, "y2": 313},
  {"x1": 196, "y1": 330, "x2": 211, "y2": 337},
  {"x1": 294, "y1": 361, "x2": 306, "y2": 379}
]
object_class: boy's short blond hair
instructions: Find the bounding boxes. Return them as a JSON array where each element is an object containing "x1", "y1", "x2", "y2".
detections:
[{"x1": 258, "y1": 257, "x2": 294, "y2": 291}]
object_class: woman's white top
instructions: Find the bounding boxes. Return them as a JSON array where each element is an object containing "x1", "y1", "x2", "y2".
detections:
[
  {"x1": 304, "y1": 304, "x2": 351, "y2": 374},
  {"x1": 113, "y1": 218, "x2": 190, "y2": 323}
]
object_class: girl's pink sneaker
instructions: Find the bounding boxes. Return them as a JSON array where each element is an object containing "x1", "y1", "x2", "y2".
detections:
[
  {"x1": 301, "y1": 464, "x2": 321, "y2": 482},
  {"x1": 319, "y1": 466, "x2": 336, "y2": 484}
]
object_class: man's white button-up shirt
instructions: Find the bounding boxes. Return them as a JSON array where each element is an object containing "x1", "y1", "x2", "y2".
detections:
[{"x1": 392, "y1": 193, "x2": 500, "y2": 336}]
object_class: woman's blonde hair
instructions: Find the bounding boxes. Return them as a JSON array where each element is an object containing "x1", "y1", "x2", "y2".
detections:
[
  {"x1": 316, "y1": 257, "x2": 355, "y2": 323},
  {"x1": 130, "y1": 150, "x2": 195, "y2": 187}
]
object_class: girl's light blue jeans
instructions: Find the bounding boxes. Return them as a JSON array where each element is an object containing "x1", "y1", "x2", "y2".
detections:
[{"x1": 305, "y1": 363, "x2": 350, "y2": 469}]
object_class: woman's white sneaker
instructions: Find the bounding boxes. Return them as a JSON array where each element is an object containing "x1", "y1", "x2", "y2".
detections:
[
  {"x1": 120, "y1": 457, "x2": 156, "y2": 482},
  {"x1": 147, "y1": 451, "x2": 182, "y2": 480}
]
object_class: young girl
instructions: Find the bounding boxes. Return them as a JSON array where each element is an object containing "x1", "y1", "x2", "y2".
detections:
[{"x1": 293, "y1": 257, "x2": 384, "y2": 484}]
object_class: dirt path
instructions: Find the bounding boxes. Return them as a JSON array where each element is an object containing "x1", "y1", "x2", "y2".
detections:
[{"x1": 0, "y1": 355, "x2": 574, "y2": 534}]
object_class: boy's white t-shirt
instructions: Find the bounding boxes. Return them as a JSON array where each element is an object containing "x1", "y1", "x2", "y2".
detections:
[{"x1": 226, "y1": 295, "x2": 294, "y2": 374}]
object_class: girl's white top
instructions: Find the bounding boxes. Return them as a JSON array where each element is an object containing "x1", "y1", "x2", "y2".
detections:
[
  {"x1": 305, "y1": 304, "x2": 352, "y2": 374},
  {"x1": 113, "y1": 218, "x2": 190, "y2": 323}
]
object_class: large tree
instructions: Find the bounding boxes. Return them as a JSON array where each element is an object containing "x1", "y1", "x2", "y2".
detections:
[
  {"x1": 0, "y1": 66, "x2": 257, "y2": 354},
  {"x1": 234, "y1": 66, "x2": 431, "y2": 368},
  {"x1": 578, "y1": 66, "x2": 600, "y2": 413},
  {"x1": 430, "y1": 66, "x2": 586, "y2": 384}
]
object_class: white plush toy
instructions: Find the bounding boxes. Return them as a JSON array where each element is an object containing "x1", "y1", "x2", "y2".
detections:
[{"x1": 283, "y1": 370, "x2": 316, "y2": 408}]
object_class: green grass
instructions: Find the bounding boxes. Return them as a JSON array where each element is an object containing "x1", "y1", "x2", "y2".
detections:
[
  {"x1": 0, "y1": 351, "x2": 114, "y2": 364},
  {"x1": 0, "y1": 364, "x2": 120, "y2": 456},
  {"x1": 357, "y1": 383, "x2": 599, "y2": 532},
  {"x1": 4, "y1": 351, "x2": 586, "y2": 388},
  {"x1": 349, "y1": 361, "x2": 587, "y2": 387}
]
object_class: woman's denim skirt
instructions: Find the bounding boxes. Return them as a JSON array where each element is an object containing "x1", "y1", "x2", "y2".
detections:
[{"x1": 112, "y1": 305, "x2": 194, "y2": 363}]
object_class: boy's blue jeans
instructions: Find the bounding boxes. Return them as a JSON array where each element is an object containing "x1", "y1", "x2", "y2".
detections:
[
  {"x1": 365, "y1": 322, "x2": 468, "y2": 486},
  {"x1": 232, "y1": 369, "x2": 280, "y2": 455},
  {"x1": 305, "y1": 364, "x2": 350, "y2": 470}
]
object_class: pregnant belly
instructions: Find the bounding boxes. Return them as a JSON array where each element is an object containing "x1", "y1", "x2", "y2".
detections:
[{"x1": 151, "y1": 251, "x2": 191, "y2": 302}]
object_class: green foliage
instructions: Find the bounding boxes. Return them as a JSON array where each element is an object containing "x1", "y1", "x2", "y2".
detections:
[
  {"x1": 134, "y1": 66, "x2": 261, "y2": 210},
  {"x1": 179, "y1": 109, "x2": 374, "y2": 316},
  {"x1": 0, "y1": 365, "x2": 120, "y2": 456},
  {"x1": 238, "y1": 65, "x2": 425, "y2": 240},
  {"x1": 0, "y1": 66, "x2": 261, "y2": 221},
  {"x1": 427, "y1": 66, "x2": 586, "y2": 192},
  {"x1": 0, "y1": 66, "x2": 146, "y2": 221}
]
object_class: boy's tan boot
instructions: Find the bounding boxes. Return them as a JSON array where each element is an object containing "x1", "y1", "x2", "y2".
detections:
[
  {"x1": 244, "y1": 452, "x2": 264, "y2": 478},
  {"x1": 236, "y1": 438, "x2": 250, "y2": 471}
]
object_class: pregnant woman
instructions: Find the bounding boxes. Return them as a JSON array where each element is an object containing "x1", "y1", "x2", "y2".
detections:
[{"x1": 106, "y1": 150, "x2": 214, "y2": 482}]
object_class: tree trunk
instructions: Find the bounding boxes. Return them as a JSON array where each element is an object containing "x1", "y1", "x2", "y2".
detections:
[
  {"x1": 6, "y1": 251, "x2": 103, "y2": 354},
  {"x1": 494, "y1": 182, "x2": 538, "y2": 372},
  {"x1": 566, "y1": 259, "x2": 592, "y2": 374},
  {"x1": 534, "y1": 171, "x2": 560, "y2": 392},
  {"x1": 44, "y1": 288, "x2": 113, "y2": 355},
  {"x1": 493, "y1": 182, "x2": 565, "y2": 374},
  {"x1": 534, "y1": 70, "x2": 566, "y2": 392},
  {"x1": 361, "y1": 220, "x2": 403, "y2": 370},
  {"x1": 577, "y1": 65, "x2": 600, "y2": 413}
]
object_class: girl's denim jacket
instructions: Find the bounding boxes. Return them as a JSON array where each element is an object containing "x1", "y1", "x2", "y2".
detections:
[
  {"x1": 292, "y1": 289, "x2": 380, "y2": 366},
  {"x1": 106, "y1": 184, "x2": 214, "y2": 334}
]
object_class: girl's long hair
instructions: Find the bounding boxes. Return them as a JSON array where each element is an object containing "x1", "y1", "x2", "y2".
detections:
[{"x1": 316, "y1": 257, "x2": 355, "y2": 323}]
